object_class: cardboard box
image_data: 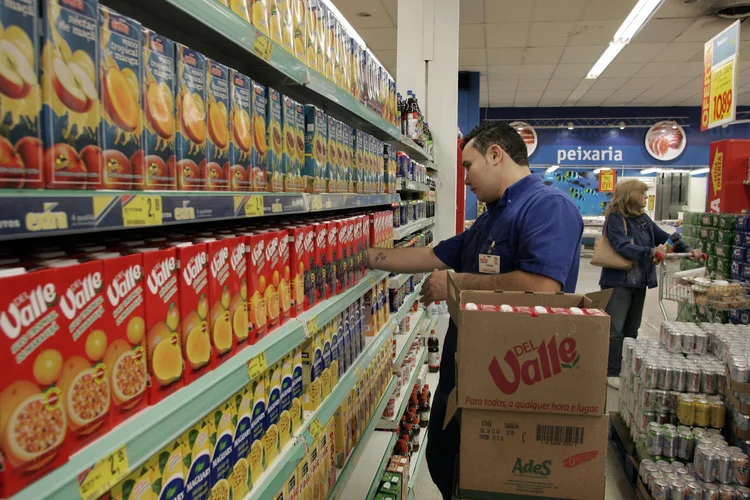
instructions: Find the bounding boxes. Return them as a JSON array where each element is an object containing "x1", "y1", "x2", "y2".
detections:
[
  {"x1": 455, "y1": 410, "x2": 609, "y2": 500},
  {"x1": 446, "y1": 274, "x2": 611, "y2": 416}
]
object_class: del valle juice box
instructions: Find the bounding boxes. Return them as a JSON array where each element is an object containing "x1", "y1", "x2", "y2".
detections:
[
  {"x1": 225, "y1": 236, "x2": 249, "y2": 349},
  {"x1": 97, "y1": 253, "x2": 148, "y2": 427},
  {"x1": 325, "y1": 116, "x2": 335, "y2": 193},
  {"x1": 141, "y1": 28, "x2": 176, "y2": 190},
  {"x1": 294, "y1": 101, "x2": 305, "y2": 192},
  {"x1": 175, "y1": 44, "x2": 206, "y2": 191},
  {"x1": 250, "y1": 79, "x2": 267, "y2": 191},
  {"x1": 173, "y1": 242, "x2": 211, "y2": 383},
  {"x1": 228, "y1": 69, "x2": 253, "y2": 191},
  {"x1": 325, "y1": 221, "x2": 336, "y2": 300},
  {"x1": 303, "y1": 105, "x2": 325, "y2": 193},
  {"x1": 205, "y1": 238, "x2": 238, "y2": 365},
  {"x1": 288, "y1": 225, "x2": 306, "y2": 317},
  {"x1": 137, "y1": 247, "x2": 183, "y2": 403},
  {"x1": 277, "y1": 230, "x2": 291, "y2": 323},
  {"x1": 312, "y1": 222, "x2": 326, "y2": 302},
  {"x1": 263, "y1": 230, "x2": 283, "y2": 331},
  {"x1": 210, "y1": 399, "x2": 235, "y2": 500},
  {"x1": 149, "y1": 439, "x2": 185, "y2": 500},
  {"x1": 0, "y1": 0, "x2": 43, "y2": 189},
  {"x1": 301, "y1": 223, "x2": 316, "y2": 309},
  {"x1": 266, "y1": 87, "x2": 283, "y2": 192},
  {"x1": 282, "y1": 94, "x2": 298, "y2": 192},
  {"x1": 99, "y1": 7, "x2": 143, "y2": 190},
  {"x1": 246, "y1": 232, "x2": 268, "y2": 343},
  {"x1": 182, "y1": 416, "x2": 213, "y2": 500},
  {"x1": 41, "y1": 0, "x2": 101, "y2": 190},
  {"x1": 205, "y1": 59, "x2": 229, "y2": 191}
]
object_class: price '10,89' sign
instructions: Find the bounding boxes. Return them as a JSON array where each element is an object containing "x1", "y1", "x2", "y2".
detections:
[{"x1": 713, "y1": 89, "x2": 733, "y2": 122}]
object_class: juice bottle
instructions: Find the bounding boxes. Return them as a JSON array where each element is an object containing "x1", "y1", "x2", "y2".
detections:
[
  {"x1": 210, "y1": 399, "x2": 235, "y2": 500},
  {"x1": 279, "y1": 352, "x2": 293, "y2": 448},
  {"x1": 263, "y1": 229, "x2": 282, "y2": 330},
  {"x1": 41, "y1": 0, "x2": 101, "y2": 190},
  {"x1": 251, "y1": 0, "x2": 269, "y2": 35},
  {"x1": 249, "y1": 375, "x2": 266, "y2": 484},
  {"x1": 245, "y1": 232, "x2": 268, "y2": 343},
  {"x1": 172, "y1": 241, "x2": 211, "y2": 383},
  {"x1": 277, "y1": 229, "x2": 291, "y2": 323},
  {"x1": 228, "y1": 69, "x2": 253, "y2": 191},
  {"x1": 175, "y1": 44, "x2": 206, "y2": 191},
  {"x1": 266, "y1": 87, "x2": 283, "y2": 192},
  {"x1": 292, "y1": 0, "x2": 305, "y2": 62},
  {"x1": 141, "y1": 28, "x2": 176, "y2": 191},
  {"x1": 182, "y1": 416, "x2": 213, "y2": 500},
  {"x1": 250, "y1": 79, "x2": 267, "y2": 191},
  {"x1": 205, "y1": 237, "x2": 237, "y2": 364},
  {"x1": 205, "y1": 59, "x2": 230, "y2": 191},
  {"x1": 0, "y1": 0, "x2": 43, "y2": 189},
  {"x1": 264, "y1": 362, "x2": 281, "y2": 466},
  {"x1": 226, "y1": 235, "x2": 249, "y2": 349},
  {"x1": 294, "y1": 101, "x2": 305, "y2": 192},
  {"x1": 303, "y1": 105, "x2": 325, "y2": 194},
  {"x1": 281, "y1": 95, "x2": 296, "y2": 192},
  {"x1": 136, "y1": 247, "x2": 183, "y2": 404},
  {"x1": 304, "y1": 0, "x2": 316, "y2": 71},
  {"x1": 150, "y1": 439, "x2": 185, "y2": 500},
  {"x1": 231, "y1": 387, "x2": 252, "y2": 498},
  {"x1": 99, "y1": 7, "x2": 143, "y2": 190},
  {"x1": 97, "y1": 253, "x2": 148, "y2": 427}
]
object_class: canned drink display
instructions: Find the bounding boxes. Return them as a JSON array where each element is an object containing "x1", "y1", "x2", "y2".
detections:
[
  {"x1": 686, "y1": 365, "x2": 702, "y2": 393},
  {"x1": 701, "y1": 370, "x2": 717, "y2": 395},
  {"x1": 649, "y1": 423, "x2": 666, "y2": 456},
  {"x1": 641, "y1": 459, "x2": 655, "y2": 481},
  {"x1": 678, "y1": 395, "x2": 696, "y2": 426},
  {"x1": 736, "y1": 454, "x2": 750, "y2": 486},
  {"x1": 659, "y1": 365, "x2": 675, "y2": 390},
  {"x1": 671, "y1": 480, "x2": 687, "y2": 500},
  {"x1": 717, "y1": 451, "x2": 734, "y2": 484},
  {"x1": 673, "y1": 366, "x2": 688, "y2": 392},
  {"x1": 656, "y1": 390, "x2": 671, "y2": 412},
  {"x1": 695, "y1": 399, "x2": 712, "y2": 427},
  {"x1": 679, "y1": 431, "x2": 696, "y2": 462},
  {"x1": 702, "y1": 451, "x2": 719, "y2": 483},
  {"x1": 644, "y1": 464, "x2": 660, "y2": 489},
  {"x1": 695, "y1": 333, "x2": 709, "y2": 355},
  {"x1": 731, "y1": 360, "x2": 749, "y2": 384},
  {"x1": 664, "y1": 428, "x2": 680, "y2": 458},
  {"x1": 684, "y1": 481, "x2": 701, "y2": 500},
  {"x1": 669, "y1": 391, "x2": 682, "y2": 413},
  {"x1": 736, "y1": 486, "x2": 750, "y2": 499},
  {"x1": 717, "y1": 485, "x2": 735, "y2": 500},
  {"x1": 651, "y1": 472, "x2": 666, "y2": 492},
  {"x1": 710, "y1": 401, "x2": 726, "y2": 429},
  {"x1": 653, "y1": 479, "x2": 671, "y2": 500},
  {"x1": 702, "y1": 483, "x2": 719, "y2": 500}
]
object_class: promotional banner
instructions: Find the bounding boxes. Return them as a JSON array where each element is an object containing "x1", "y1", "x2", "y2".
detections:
[
  {"x1": 597, "y1": 169, "x2": 616, "y2": 192},
  {"x1": 701, "y1": 20, "x2": 740, "y2": 131}
]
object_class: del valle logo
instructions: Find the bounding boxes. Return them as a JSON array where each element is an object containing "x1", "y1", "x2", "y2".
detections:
[{"x1": 489, "y1": 336, "x2": 579, "y2": 394}]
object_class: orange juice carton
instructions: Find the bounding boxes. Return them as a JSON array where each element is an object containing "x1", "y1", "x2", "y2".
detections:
[
  {"x1": 249, "y1": 374, "x2": 266, "y2": 481},
  {"x1": 294, "y1": 101, "x2": 305, "y2": 192},
  {"x1": 250, "y1": 79, "x2": 267, "y2": 191},
  {"x1": 251, "y1": 0, "x2": 269, "y2": 35},
  {"x1": 109, "y1": 459, "x2": 154, "y2": 500},
  {"x1": 245, "y1": 232, "x2": 267, "y2": 343},
  {"x1": 205, "y1": 59, "x2": 230, "y2": 192},
  {"x1": 182, "y1": 415, "x2": 213, "y2": 500},
  {"x1": 301, "y1": 334, "x2": 322, "y2": 411},
  {"x1": 279, "y1": 352, "x2": 293, "y2": 448},
  {"x1": 292, "y1": 0, "x2": 305, "y2": 62},
  {"x1": 312, "y1": 222, "x2": 326, "y2": 302},
  {"x1": 225, "y1": 236, "x2": 249, "y2": 350},
  {"x1": 268, "y1": 0, "x2": 282, "y2": 45},
  {"x1": 304, "y1": 0, "x2": 316, "y2": 70},
  {"x1": 0, "y1": 0, "x2": 43, "y2": 189},
  {"x1": 264, "y1": 362, "x2": 282, "y2": 465},
  {"x1": 149, "y1": 438, "x2": 185, "y2": 500},
  {"x1": 263, "y1": 229, "x2": 283, "y2": 330},
  {"x1": 287, "y1": 225, "x2": 306, "y2": 317},
  {"x1": 171, "y1": 241, "x2": 210, "y2": 383},
  {"x1": 228, "y1": 69, "x2": 252, "y2": 191},
  {"x1": 291, "y1": 345, "x2": 303, "y2": 432},
  {"x1": 137, "y1": 246, "x2": 183, "y2": 403},
  {"x1": 210, "y1": 399, "x2": 235, "y2": 499},
  {"x1": 175, "y1": 44, "x2": 206, "y2": 191},
  {"x1": 41, "y1": 0, "x2": 101, "y2": 190},
  {"x1": 98, "y1": 6, "x2": 143, "y2": 190},
  {"x1": 280, "y1": 0, "x2": 294, "y2": 54},
  {"x1": 0, "y1": 267, "x2": 69, "y2": 497},
  {"x1": 325, "y1": 115, "x2": 335, "y2": 193},
  {"x1": 205, "y1": 237, "x2": 237, "y2": 364},
  {"x1": 277, "y1": 230, "x2": 291, "y2": 323},
  {"x1": 231, "y1": 386, "x2": 252, "y2": 498},
  {"x1": 266, "y1": 87, "x2": 283, "y2": 192},
  {"x1": 141, "y1": 28, "x2": 176, "y2": 191},
  {"x1": 97, "y1": 252, "x2": 148, "y2": 427},
  {"x1": 281, "y1": 94, "x2": 297, "y2": 192},
  {"x1": 303, "y1": 104, "x2": 325, "y2": 193}
]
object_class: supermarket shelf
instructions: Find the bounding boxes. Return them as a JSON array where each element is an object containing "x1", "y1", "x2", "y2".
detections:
[
  {"x1": 394, "y1": 217, "x2": 435, "y2": 240},
  {"x1": 393, "y1": 309, "x2": 428, "y2": 370},
  {"x1": 378, "y1": 348, "x2": 427, "y2": 430},
  {"x1": 388, "y1": 273, "x2": 411, "y2": 289},
  {"x1": 397, "y1": 179, "x2": 432, "y2": 193},
  {"x1": 338, "y1": 430, "x2": 397, "y2": 500},
  {"x1": 406, "y1": 370, "x2": 439, "y2": 498},
  {"x1": 394, "y1": 279, "x2": 425, "y2": 325},
  {"x1": 393, "y1": 137, "x2": 433, "y2": 163},
  {"x1": 9, "y1": 270, "x2": 385, "y2": 500},
  {"x1": 425, "y1": 161, "x2": 439, "y2": 172},
  {"x1": 0, "y1": 191, "x2": 398, "y2": 241}
]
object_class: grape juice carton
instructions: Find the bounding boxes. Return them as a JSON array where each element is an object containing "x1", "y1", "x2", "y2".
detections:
[
  {"x1": 294, "y1": 101, "x2": 305, "y2": 192},
  {"x1": 205, "y1": 238, "x2": 238, "y2": 365},
  {"x1": 182, "y1": 415, "x2": 213, "y2": 500},
  {"x1": 266, "y1": 87, "x2": 283, "y2": 192},
  {"x1": 282, "y1": 94, "x2": 298, "y2": 192},
  {"x1": 246, "y1": 232, "x2": 268, "y2": 343},
  {"x1": 263, "y1": 230, "x2": 283, "y2": 331},
  {"x1": 0, "y1": 0, "x2": 43, "y2": 189},
  {"x1": 264, "y1": 361, "x2": 282, "y2": 466},
  {"x1": 231, "y1": 387, "x2": 252, "y2": 498},
  {"x1": 303, "y1": 105, "x2": 325, "y2": 193},
  {"x1": 172, "y1": 241, "x2": 210, "y2": 384},
  {"x1": 210, "y1": 399, "x2": 235, "y2": 500},
  {"x1": 96, "y1": 252, "x2": 148, "y2": 427},
  {"x1": 277, "y1": 229, "x2": 291, "y2": 323},
  {"x1": 99, "y1": 6, "x2": 143, "y2": 190},
  {"x1": 175, "y1": 44, "x2": 206, "y2": 191},
  {"x1": 141, "y1": 28, "x2": 176, "y2": 191},
  {"x1": 228, "y1": 69, "x2": 252, "y2": 191},
  {"x1": 287, "y1": 225, "x2": 306, "y2": 317},
  {"x1": 325, "y1": 115, "x2": 335, "y2": 193},
  {"x1": 149, "y1": 439, "x2": 185, "y2": 500},
  {"x1": 249, "y1": 375, "x2": 266, "y2": 483},
  {"x1": 250, "y1": 79, "x2": 267, "y2": 191},
  {"x1": 135, "y1": 246, "x2": 183, "y2": 404},
  {"x1": 206, "y1": 59, "x2": 230, "y2": 191},
  {"x1": 41, "y1": 0, "x2": 101, "y2": 190}
]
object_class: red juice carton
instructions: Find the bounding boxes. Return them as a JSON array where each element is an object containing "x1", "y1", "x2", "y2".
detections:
[
  {"x1": 136, "y1": 246, "x2": 183, "y2": 403},
  {"x1": 250, "y1": 79, "x2": 267, "y2": 191},
  {"x1": 228, "y1": 69, "x2": 253, "y2": 191},
  {"x1": 263, "y1": 230, "x2": 283, "y2": 330},
  {"x1": 206, "y1": 59, "x2": 230, "y2": 191},
  {"x1": 294, "y1": 101, "x2": 305, "y2": 192},
  {"x1": 336, "y1": 219, "x2": 349, "y2": 292},
  {"x1": 99, "y1": 6, "x2": 143, "y2": 190},
  {"x1": 277, "y1": 231, "x2": 291, "y2": 324},
  {"x1": 41, "y1": 0, "x2": 101, "y2": 190},
  {"x1": 205, "y1": 237, "x2": 237, "y2": 365},
  {"x1": 287, "y1": 225, "x2": 306, "y2": 317},
  {"x1": 225, "y1": 236, "x2": 249, "y2": 350},
  {"x1": 175, "y1": 44, "x2": 206, "y2": 191},
  {"x1": 141, "y1": 28, "x2": 176, "y2": 190},
  {"x1": 325, "y1": 220, "x2": 336, "y2": 299},
  {"x1": 352, "y1": 216, "x2": 362, "y2": 282},
  {"x1": 303, "y1": 104, "x2": 325, "y2": 193},
  {"x1": 97, "y1": 252, "x2": 148, "y2": 427},
  {"x1": 246, "y1": 232, "x2": 268, "y2": 343},
  {"x1": 312, "y1": 222, "x2": 326, "y2": 303},
  {"x1": 266, "y1": 87, "x2": 283, "y2": 192},
  {"x1": 172, "y1": 241, "x2": 211, "y2": 383},
  {"x1": 299, "y1": 223, "x2": 315, "y2": 309},
  {"x1": 0, "y1": 0, "x2": 43, "y2": 189}
]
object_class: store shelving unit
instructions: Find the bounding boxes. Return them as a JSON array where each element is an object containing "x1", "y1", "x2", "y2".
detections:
[
  {"x1": 393, "y1": 217, "x2": 435, "y2": 240},
  {"x1": 397, "y1": 179, "x2": 433, "y2": 193},
  {"x1": 405, "y1": 368, "x2": 439, "y2": 500},
  {"x1": 378, "y1": 347, "x2": 427, "y2": 430},
  {"x1": 394, "y1": 137, "x2": 433, "y2": 163},
  {"x1": 392, "y1": 312, "x2": 429, "y2": 376}
]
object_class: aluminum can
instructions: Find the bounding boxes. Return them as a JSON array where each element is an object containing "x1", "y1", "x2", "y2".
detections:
[
  {"x1": 736, "y1": 486, "x2": 750, "y2": 500},
  {"x1": 731, "y1": 360, "x2": 749, "y2": 384},
  {"x1": 643, "y1": 464, "x2": 659, "y2": 488},
  {"x1": 735, "y1": 453, "x2": 750, "y2": 486},
  {"x1": 640, "y1": 459, "x2": 655, "y2": 482},
  {"x1": 659, "y1": 365, "x2": 675, "y2": 390},
  {"x1": 694, "y1": 333, "x2": 708, "y2": 355},
  {"x1": 716, "y1": 370, "x2": 727, "y2": 394},
  {"x1": 653, "y1": 479, "x2": 671, "y2": 500},
  {"x1": 701, "y1": 483, "x2": 719, "y2": 500},
  {"x1": 670, "y1": 480, "x2": 687, "y2": 500},
  {"x1": 681, "y1": 331, "x2": 695, "y2": 354},
  {"x1": 642, "y1": 388, "x2": 656, "y2": 410},
  {"x1": 686, "y1": 365, "x2": 702, "y2": 393},
  {"x1": 656, "y1": 390, "x2": 671, "y2": 412},
  {"x1": 717, "y1": 485, "x2": 734, "y2": 500},
  {"x1": 664, "y1": 428, "x2": 679, "y2": 458},
  {"x1": 669, "y1": 391, "x2": 681, "y2": 413},
  {"x1": 679, "y1": 431, "x2": 696, "y2": 462},
  {"x1": 649, "y1": 423, "x2": 665, "y2": 456},
  {"x1": 701, "y1": 369, "x2": 718, "y2": 395},
  {"x1": 658, "y1": 411, "x2": 671, "y2": 425},
  {"x1": 650, "y1": 472, "x2": 666, "y2": 492},
  {"x1": 702, "y1": 451, "x2": 718, "y2": 483},
  {"x1": 684, "y1": 481, "x2": 701, "y2": 500},
  {"x1": 673, "y1": 366, "x2": 688, "y2": 392},
  {"x1": 678, "y1": 395, "x2": 696, "y2": 426},
  {"x1": 717, "y1": 451, "x2": 734, "y2": 484},
  {"x1": 695, "y1": 399, "x2": 711, "y2": 427},
  {"x1": 644, "y1": 362, "x2": 659, "y2": 388},
  {"x1": 710, "y1": 401, "x2": 726, "y2": 429}
]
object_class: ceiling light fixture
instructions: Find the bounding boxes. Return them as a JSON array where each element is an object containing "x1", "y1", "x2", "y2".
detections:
[
  {"x1": 546, "y1": 165, "x2": 559, "y2": 173},
  {"x1": 640, "y1": 167, "x2": 662, "y2": 175},
  {"x1": 619, "y1": 121, "x2": 626, "y2": 130},
  {"x1": 593, "y1": 168, "x2": 605, "y2": 174},
  {"x1": 567, "y1": 122, "x2": 574, "y2": 130},
  {"x1": 690, "y1": 168, "x2": 710, "y2": 176},
  {"x1": 356, "y1": 12, "x2": 371, "y2": 17},
  {"x1": 586, "y1": 42, "x2": 626, "y2": 79}
]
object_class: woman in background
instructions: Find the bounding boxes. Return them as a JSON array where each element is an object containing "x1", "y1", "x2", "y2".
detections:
[{"x1": 600, "y1": 179, "x2": 701, "y2": 390}]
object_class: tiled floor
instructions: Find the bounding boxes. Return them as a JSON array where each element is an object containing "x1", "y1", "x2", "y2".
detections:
[{"x1": 411, "y1": 257, "x2": 678, "y2": 500}]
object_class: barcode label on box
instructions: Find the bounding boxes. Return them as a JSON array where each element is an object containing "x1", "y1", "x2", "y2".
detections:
[{"x1": 536, "y1": 425, "x2": 585, "y2": 446}]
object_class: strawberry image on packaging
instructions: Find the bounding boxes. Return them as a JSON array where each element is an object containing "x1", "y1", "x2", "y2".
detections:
[{"x1": 205, "y1": 238, "x2": 238, "y2": 365}]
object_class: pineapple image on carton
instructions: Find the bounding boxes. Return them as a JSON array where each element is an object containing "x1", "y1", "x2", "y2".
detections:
[
  {"x1": 41, "y1": 0, "x2": 101, "y2": 190},
  {"x1": 228, "y1": 70, "x2": 253, "y2": 191},
  {"x1": 149, "y1": 439, "x2": 185, "y2": 500},
  {"x1": 249, "y1": 79, "x2": 267, "y2": 191},
  {"x1": 0, "y1": 0, "x2": 43, "y2": 189},
  {"x1": 267, "y1": 0, "x2": 282, "y2": 46},
  {"x1": 175, "y1": 44, "x2": 206, "y2": 191},
  {"x1": 248, "y1": 375, "x2": 266, "y2": 484},
  {"x1": 230, "y1": 387, "x2": 252, "y2": 497},
  {"x1": 205, "y1": 59, "x2": 229, "y2": 192},
  {"x1": 210, "y1": 399, "x2": 235, "y2": 500},
  {"x1": 304, "y1": 0, "x2": 316, "y2": 71},
  {"x1": 265, "y1": 87, "x2": 283, "y2": 192},
  {"x1": 279, "y1": 352, "x2": 294, "y2": 448},
  {"x1": 292, "y1": 0, "x2": 305, "y2": 62},
  {"x1": 251, "y1": 0, "x2": 269, "y2": 36},
  {"x1": 182, "y1": 416, "x2": 213, "y2": 500}
]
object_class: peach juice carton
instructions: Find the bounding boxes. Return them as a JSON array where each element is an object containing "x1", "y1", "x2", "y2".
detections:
[
  {"x1": 205, "y1": 59, "x2": 229, "y2": 191},
  {"x1": 228, "y1": 69, "x2": 252, "y2": 191},
  {"x1": 265, "y1": 87, "x2": 283, "y2": 192},
  {"x1": 175, "y1": 44, "x2": 206, "y2": 191},
  {"x1": 246, "y1": 232, "x2": 268, "y2": 343},
  {"x1": 250, "y1": 79, "x2": 267, "y2": 191},
  {"x1": 205, "y1": 238, "x2": 238, "y2": 365}
]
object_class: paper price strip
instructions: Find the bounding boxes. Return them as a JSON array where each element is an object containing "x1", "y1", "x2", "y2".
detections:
[
  {"x1": 247, "y1": 352, "x2": 268, "y2": 380},
  {"x1": 244, "y1": 195, "x2": 264, "y2": 216},
  {"x1": 252, "y1": 34, "x2": 273, "y2": 61},
  {"x1": 710, "y1": 60, "x2": 734, "y2": 123},
  {"x1": 306, "y1": 317, "x2": 319, "y2": 337},
  {"x1": 308, "y1": 417, "x2": 323, "y2": 438},
  {"x1": 77, "y1": 446, "x2": 129, "y2": 500},
  {"x1": 121, "y1": 195, "x2": 162, "y2": 227},
  {"x1": 310, "y1": 195, "x2": 323, "y2": 211}
]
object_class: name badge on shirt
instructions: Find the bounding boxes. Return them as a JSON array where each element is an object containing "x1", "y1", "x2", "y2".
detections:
[{"x1": 479, "y1": 254, "x2": 500, "y2": 274}]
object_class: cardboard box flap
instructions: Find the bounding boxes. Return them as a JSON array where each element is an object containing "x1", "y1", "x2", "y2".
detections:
[
  {"x1": 443, "y1": 388, "x2": 459, "y2": 430},
  {"x1": 447, "y1": 272, "x2": 462, "y2": 329},
  {"x1": 585, "y1": 289, "x2": 613, "y2": 310}
]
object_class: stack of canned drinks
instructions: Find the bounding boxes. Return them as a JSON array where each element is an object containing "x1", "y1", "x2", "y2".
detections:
[{"x1": 391, "y1": 200, "x2": 432, "y2": 230}]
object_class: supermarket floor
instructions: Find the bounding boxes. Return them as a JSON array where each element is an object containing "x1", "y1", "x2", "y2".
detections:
[{"x1": 411, "y1": 257, "x2": 677, "y2": 500}]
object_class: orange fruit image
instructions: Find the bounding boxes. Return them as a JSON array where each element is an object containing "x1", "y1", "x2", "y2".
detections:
[
  {"x1": 84, "y1": 329, "x2": 108, "y2": 362},
  {"x1": 232, "y1": 108, "x2": 251, "y2": 153},
  {"x1": 126, "y1": 316, "x2": 145, "y2": 344},
  {"x1": 253, "y1": 115, "x2": 267, "y2": 155},
  {"x1": 181, "y1": 92, "x2": 207, "y2": 145},
  {"x1": 103, "y1": 66, "x2": 139, "y2": 132},
  {"x1": 32, "y1": 349, "x2": 62, "y2": 386},
  {"x1": 57, "y1": 356, "x2": 110, "y2": 434},
  {"x1": 146, "y1": 81, "x2": 175, "y2": 139},
  {"x1": 208, "y1": 101, "x2": 229, "y2": 149}
]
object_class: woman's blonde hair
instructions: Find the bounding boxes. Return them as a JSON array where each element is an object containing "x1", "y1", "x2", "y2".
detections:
[{"x1": 605, "y1": 179, "x2": 648, "y2": 218}]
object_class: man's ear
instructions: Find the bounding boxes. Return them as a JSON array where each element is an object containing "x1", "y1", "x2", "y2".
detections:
[{"x1": 488, "y1": 144, "x2": 504, "y2": 166}]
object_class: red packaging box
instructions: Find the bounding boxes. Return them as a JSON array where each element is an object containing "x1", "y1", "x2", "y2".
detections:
[
  {"x1": 301, "y1": 224, "x2": 316, "y2": 310},
  {"x1": 313, "y1": 222, "x2": 327, "y2": 303},
  {"x1": 205, "y1": 238, "x2": 237, "y2": 365},
  {"x1": 246, "y1": 232, "x2": 269, "y2": 342},
  {"x1": 277, "y1": 231, "x2": 291, "y2": 323},
  {"x1": 325, "y1": 221, "x2": 336, "y2": 300},
  {"x1": 226, "y1": 236, "x2": 249, "y2": 351},
  {"x1": 263, "y1": 230, "x2": 284, "y2": 332},
  {"x1": 288, "y1": 225, "x2": 306, "y2": 317}
]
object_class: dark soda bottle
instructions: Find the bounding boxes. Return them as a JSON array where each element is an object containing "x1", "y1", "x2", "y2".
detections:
[
  {"x1": 428, "y1": 329, "x2": 440, "y2": 373},
  {"x1": 419, "y1": 395, "x2": 430, "y2": 428}
]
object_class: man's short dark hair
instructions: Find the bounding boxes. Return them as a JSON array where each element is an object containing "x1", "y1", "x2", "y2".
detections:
[{"x1": 461, "y1": 121, "x2": 529, "y2": 167}]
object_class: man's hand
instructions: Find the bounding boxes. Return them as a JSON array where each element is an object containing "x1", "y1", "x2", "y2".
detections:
[{"x1": 420, "y1": 269, "x2": 449, "y2": 306}]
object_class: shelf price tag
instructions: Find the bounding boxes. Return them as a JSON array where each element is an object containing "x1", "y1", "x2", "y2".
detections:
[
  {"x1": 77, "y1": 446, "x2": 129, "y2": 500},
  {"x1": 247, "y1": 352, "x2": 268, "y2": 380},
  {"x1": 121, "y1": 195, "x2": 162, "y2": 227},
  {"x1": 308, "y1": 417, "x2": 323, "y2": 438},
  {"x1": 310, "y1": 195, "x2": 323, "y2": 211},
  {"x1": 271, "y1": 202, "x2": 283, "y2": 213},
  {"x1": 244, "y1": 196, "x2": 264, "y2": 217},
  {"x1": 253, "y1": 33, "x2": 273, "y2": 61}
]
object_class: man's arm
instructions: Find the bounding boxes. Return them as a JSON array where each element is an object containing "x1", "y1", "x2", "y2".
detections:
[
  {"x1": 419, "y1": 269, "x2": 560, "y2": 305},
  {"x1": 367, "y1": 247, "x2": 450, "y2": 274}
]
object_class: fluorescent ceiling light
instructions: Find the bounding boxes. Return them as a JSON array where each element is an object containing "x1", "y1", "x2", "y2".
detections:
[
  {"x1": 640, "y1": 168, "x2": 662, "y2": 174},
  {"x1": 614, "y1": 0, "x2": 665, "y2": 43},
  {"x1": 690, "y1": 168, "x2": 710, "y2": 176},
  {"x1": 546, "y1": 165, "x2": 559, "y2": 173},
  {"x1": 586, "y1": 42, "x2": 625, "y2": 79}
]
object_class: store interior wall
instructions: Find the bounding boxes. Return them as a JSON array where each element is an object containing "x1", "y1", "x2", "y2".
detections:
[{"x1": 458, "y1": 71, "x2": 480, "y2": 221}]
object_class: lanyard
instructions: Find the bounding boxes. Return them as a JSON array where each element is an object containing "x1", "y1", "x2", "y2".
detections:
[{"x1": 487, "y1": 241, "x2": 496, "y2": 255}]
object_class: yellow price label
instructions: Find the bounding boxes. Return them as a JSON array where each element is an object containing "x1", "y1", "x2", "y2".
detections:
[
  {"x1": 307, "y1": 317, "x2": 319, "y2": 336},
  {"x1": 709, "y1": 59, "x2": 735, "y2": 125},
  {"x1": 244, "y1": 196, "x2": 264, "y2": 216},
  {"x1": 253, "y1": 34, "x2": 273, "y2": 61},
  {"x1": 310, "y1": 195, "x2": 323, "y2": 211},
  {"x1": 271, "y1": 202, "x2": 282, "y2": 213},
  {"x1": 308, "y1": 417, "x2": 322, "y2": 438},
  {"x1": 121, "y1": 195, "x2": 162, "y2": 227},
  {"x1": 247, "y1": 352, "x2": 268, "y2": 380},
  {"x1": 77, "y1": 446, "x2": 129, "y2": 500}
]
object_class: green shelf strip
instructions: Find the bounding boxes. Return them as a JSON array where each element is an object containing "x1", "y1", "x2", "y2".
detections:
[
  {"x1": 365, "y1": 432, "x2": 399, "y2": 499},
  {"x1": 406, "y1": 435, "x2": 428, "y2": 500},
  {"x1": 394, "y1": 218, "x2": 435, "y2": 241}
]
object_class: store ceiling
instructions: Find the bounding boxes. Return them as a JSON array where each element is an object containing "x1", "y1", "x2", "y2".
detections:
[{"x1": 333, "y1": 0, "x2": 750, "y2": 108}]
